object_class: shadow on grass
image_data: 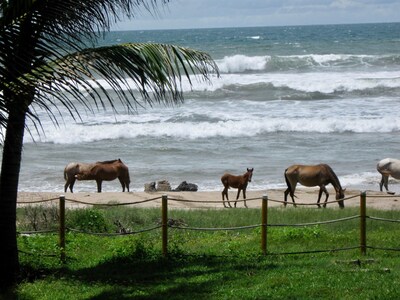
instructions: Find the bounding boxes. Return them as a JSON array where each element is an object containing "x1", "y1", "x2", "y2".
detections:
[
  {"x1": 22, "y1": 253, "x2": 278, "y2": 299},
  {"x1": 79, "y1": 254, "x2": 278, "y2": 299}
]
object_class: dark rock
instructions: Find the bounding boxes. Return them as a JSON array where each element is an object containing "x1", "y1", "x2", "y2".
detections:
[{"x1": 173, "y1": 181, "x2": 198, "y2": 192}]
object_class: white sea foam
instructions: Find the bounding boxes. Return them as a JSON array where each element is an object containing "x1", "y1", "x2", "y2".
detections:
[
  {"x1": 216, "y1": 55, "x2": 268, "y2": 73},
  {"x1": 51, "y1": 52, "x2": 400, "y2": 100},
  {"x1": 75, "y1": 68, "x2": 400, "y2": 96},
  {"x1": 25, "y1": 110, "x2": 400, "y2": 144}
]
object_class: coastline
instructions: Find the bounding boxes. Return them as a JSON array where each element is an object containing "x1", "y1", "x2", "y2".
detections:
[{"x1": 17, "y1": 188, "x2": 400, "y2": 210}]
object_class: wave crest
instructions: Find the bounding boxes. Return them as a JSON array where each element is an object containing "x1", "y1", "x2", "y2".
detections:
[
  {"x1": 25, "y1": 115, "x2": 400, "y2": 144},
  {"x1": 216, "y1": 53, "x2": 400, "y2": 73}
]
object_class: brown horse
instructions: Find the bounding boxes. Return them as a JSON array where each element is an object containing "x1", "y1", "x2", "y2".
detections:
[
  {"x1": 284, "y1": 164, "x2": 345, "y2": 208},
  {"x1": 221, "y1": 168, "x2": 254, "y2": 208},
  {"x1": 64, "y1": 159, "x2": 130, "y2": 193}
]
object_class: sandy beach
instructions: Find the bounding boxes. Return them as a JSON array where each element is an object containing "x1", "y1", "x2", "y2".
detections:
[{"x1": 17, "y1": 188, "x2": 400, "y2": 210}]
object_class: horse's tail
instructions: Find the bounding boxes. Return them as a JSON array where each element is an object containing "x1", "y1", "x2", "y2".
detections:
[
  {"x1": 284, "y1": 168, "x2": 298, "y2": 198},
  {"x1": 64, "y1": 163, "x2": 78, "y2": 181},
  {"x1": 64, "y1": 167, "x2": 68, "y2": 180},
  {"x1": 284, "y1": 168, "x2": 291, "y2": 192}
]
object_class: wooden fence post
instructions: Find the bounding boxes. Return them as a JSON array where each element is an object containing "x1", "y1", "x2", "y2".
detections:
[
  {"x1": 360, "y1": 191, "x2": 367, "y2": 255},
  {"x1": 261, "y1": 194, "x2": 268, "y2": 255},
  {"x1": 59, "y1": 195, "x2": 66, "y2": 263},
  {"x1": 162, "y1": 194, "x2": 168, "y2": 257}
]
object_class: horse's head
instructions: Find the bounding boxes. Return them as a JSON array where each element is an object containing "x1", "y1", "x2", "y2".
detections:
[
  {"x1": 246, "y1": 168, "x2": 254, "y2": 182},
  {"x1": 336, "y1": 188, "x2": 346, "y2": 208}
]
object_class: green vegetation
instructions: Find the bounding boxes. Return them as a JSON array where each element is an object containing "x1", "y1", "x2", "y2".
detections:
[{"x1": 13, "y1": 206, "x2": 400, "y2": 299}]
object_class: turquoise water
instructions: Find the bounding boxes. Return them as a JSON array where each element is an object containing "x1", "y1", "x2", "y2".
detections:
[{"x1": 15, "y1": 23, "x2": 400, "y2": 193}]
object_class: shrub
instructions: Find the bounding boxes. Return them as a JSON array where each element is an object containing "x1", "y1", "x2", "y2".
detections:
[{"x1": 66, "y1": 208, "x2": 110, "y2": 233}]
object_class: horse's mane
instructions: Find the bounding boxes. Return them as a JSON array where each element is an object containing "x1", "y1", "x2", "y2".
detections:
[
  {"x1": 325, "y1": 164, "x2": 343, "y2": 190},
  {"x1": 96, "y1": 159, "x2": 121, "y2": 164}
]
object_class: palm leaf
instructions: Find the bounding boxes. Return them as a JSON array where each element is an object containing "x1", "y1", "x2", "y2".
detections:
[
  {"x1": 21, "y1": 43, "x2": 219, "y2": 125},
  {"x1": 0, "y1": 0, "x2": 219, "y2": 130}
]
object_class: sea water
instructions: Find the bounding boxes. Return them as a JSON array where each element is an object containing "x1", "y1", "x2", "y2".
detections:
[{"x1": 7, "y1": 23, "x2": 400, "y2": 193}]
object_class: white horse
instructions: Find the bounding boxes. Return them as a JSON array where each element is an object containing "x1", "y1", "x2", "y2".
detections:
[{"x1": 377, "y1": 158, "x2": 400, "y2": 194}]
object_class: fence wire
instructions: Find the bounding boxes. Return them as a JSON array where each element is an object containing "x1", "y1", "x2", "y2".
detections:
[
  {"x1": 18, "y1": 249, "x2": 58, "y2": 257},
  {"x1": 17, "y1": 229, "x2": 58, "y2": 235},
  {"x1": 267, "y1": 193, "x2": 359, "y2": 207},
  {"x1": 367, "y1": 216, "x2": 400, "y2": 223},
  {"x1": 67, "y1": 225, "x2": 162, "y2": 236},
  {"x1": 266, "y1": 246, "x2": 360, "y2": 256},
  {"x1": 170, "y1": 224, "x2": 261, "y2": 231},
  {"x1": 268, "y1": 215, "x2": 360, "y2": 227},
  {"x1": 64, "y1": 196, "x2": 161, "y2": 206},
  {"x1": 17, "y1": 197, "x2": 59, "y2": 204},
  {"x1": 367, "y1": 246, "x2": 400, "y2": 252}
]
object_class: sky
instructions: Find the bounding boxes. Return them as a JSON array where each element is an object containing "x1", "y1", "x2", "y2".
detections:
[{"x1": 113, "y1": 0, "x2": 400, "y2": 31}]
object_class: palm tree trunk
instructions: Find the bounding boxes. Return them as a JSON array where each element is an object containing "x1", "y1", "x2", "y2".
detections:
[{"x1": 0, "y1": 107, "x2": 26, "y2": 291}]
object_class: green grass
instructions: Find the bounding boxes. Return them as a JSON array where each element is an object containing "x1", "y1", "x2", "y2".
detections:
[{"x1": 11, "y1": 206, "x2": 400, "y2": 299}]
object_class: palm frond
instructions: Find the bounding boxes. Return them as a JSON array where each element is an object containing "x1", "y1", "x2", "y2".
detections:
[
  {"x1": 0, "y1": 0, "x2": 219, "y2": 132},
  {"x1": 26, "y1": 43, "x2": 219, "y2": 122}
]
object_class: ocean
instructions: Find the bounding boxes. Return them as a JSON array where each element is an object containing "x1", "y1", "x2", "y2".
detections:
[{"x1": 10, "y1": 23, "x2": 400, "y2": 193}]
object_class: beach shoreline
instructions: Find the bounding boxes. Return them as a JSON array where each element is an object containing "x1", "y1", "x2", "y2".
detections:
[{"x1": 17, "y1": 188, "x2": 400, "y2": 210}]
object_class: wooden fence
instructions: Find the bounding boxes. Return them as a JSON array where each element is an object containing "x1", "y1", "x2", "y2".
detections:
[{"x1": 17, "y1": 191, "x2": 400, "y2": 263}]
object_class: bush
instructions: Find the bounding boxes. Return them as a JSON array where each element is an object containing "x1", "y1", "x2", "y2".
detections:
[{"x1": 66, "y1": 208, "x2": 110, "y2": 233}]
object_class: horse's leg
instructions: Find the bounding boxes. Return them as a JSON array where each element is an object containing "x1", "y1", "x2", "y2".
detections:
[
  {"x1": 383, "y1": 175, "x2": 390, "y2": 193},
  {"x1": 242, "y1": 188, "x2": 248, "y2": 208},
  {"x1": 317, "y1": 187, "x2": 323, "y2": 208},
  {"x1": 284, "y1": 188, "x2": 290, "y2": 207},
  {"x1": 321, "y1": 186, "x2": 329, "y2": 208},
  {"x1": 379, "y1": 175, "x2": 384, "y2": 191},
  {"x1": 118, "y1": 177, "x2": 125, "y2": 192},
  {"x1": 284, "y1": 188, "x2": 297, "y2": 207},
  {"x1": 96, "y1": 180, "x2": 102, "y2": 193},
  {"x1": 64, "y1": 180, "x2": 69, "y2": 193},
  {"x1": 291, "y1": 189, "x2": 297, "y2": 208},
  {"x1": 235, "y1": 188, "x2": 242, "y2": 208},
  {"x1": 70, "y1": 178, "x2": 75, "y2": 193},
  {"x1": 222, "y1": 187, "x2": 231, "y2": 208},
  {"x1": 284, "y1": 183, "x2": 297, "y2": 208},
  {"x1": 288, "y1": 187, "x2": 297, "y2": 207},
  {"x1": 67, "y1": 177, "x2": 76, "y2": 193}
]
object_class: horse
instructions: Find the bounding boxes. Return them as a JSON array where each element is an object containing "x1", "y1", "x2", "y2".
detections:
[
  {"x1": 221, "y1": 168, "x2": 254, "y2": 208},
  {"x1": 64, "y1": 159, "x2": 130, "y2": 193},
  {"x1": 377, "y1": 158, "x2": 400, "y2": 194},
  {"x1": 284, "y1": 164, "x2": 345, "y2": 208}
]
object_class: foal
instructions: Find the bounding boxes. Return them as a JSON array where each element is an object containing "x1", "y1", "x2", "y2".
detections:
[{"x1": 221, "y1": 168, "x2": 254, "y2": 208}]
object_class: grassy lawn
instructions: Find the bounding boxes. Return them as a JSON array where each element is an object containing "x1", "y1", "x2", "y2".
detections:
[{"x1": 11, "y1": 206, "x2": 400, "y2": 299}]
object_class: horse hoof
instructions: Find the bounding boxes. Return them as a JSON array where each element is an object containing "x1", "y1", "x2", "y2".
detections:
[{"x1": 387, "y1": 191, "x2": 395, "y2": 195}]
